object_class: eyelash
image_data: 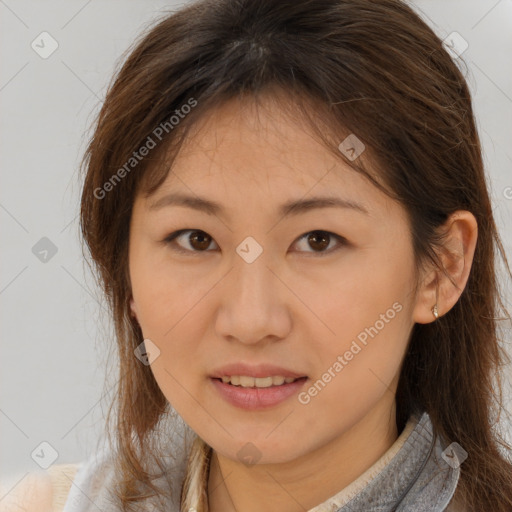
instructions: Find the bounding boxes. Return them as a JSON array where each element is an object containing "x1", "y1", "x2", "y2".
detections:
[{"x1": 162, "y1": 229, "x2": 348, "y2": 256}]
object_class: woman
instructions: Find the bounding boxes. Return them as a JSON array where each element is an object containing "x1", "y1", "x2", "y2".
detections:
[{"x1": 3, "y1": 0, "x2": 512, "y2": 510}]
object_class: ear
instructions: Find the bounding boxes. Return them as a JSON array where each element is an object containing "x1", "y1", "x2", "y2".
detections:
[{"x1": 413, "y1": 210, "x2": 478, "y2": 324}]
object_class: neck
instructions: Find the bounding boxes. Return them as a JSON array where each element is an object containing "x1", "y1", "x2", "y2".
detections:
[{"x1": 207, "y1": 400, "x2": 398, "y2": 512}]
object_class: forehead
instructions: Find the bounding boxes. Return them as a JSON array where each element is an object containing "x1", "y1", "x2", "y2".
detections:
[
  {"x1": 171, "y1": 95, "x2": 347, "y2": 179},
  {"x1": 137, "y1": 94, "x2": 400, "y2": 225}
]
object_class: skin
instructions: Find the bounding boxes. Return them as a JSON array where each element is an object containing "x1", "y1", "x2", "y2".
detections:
[{"x1": 128, "y1": 93, "x2": 478, "y2": 512}]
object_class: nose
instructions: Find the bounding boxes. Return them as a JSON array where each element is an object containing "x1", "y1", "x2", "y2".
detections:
[{"x1": 214, "y1": 253, "x2": 292, "y2": 346}]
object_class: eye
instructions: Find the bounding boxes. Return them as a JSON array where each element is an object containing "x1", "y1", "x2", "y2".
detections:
[
  {"x1": 163, "y1": 229, "x2": 347, "y2": 256},
  {"x1": 293, "y1": 230, "x2": 347, "y2": 255},
  {"x1": 163, "y1": 229, "x2": 218, "y2": 254}
]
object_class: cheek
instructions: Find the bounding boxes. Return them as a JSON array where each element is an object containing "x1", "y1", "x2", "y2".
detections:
[
  {"x1": 298, "y1": 295, "x2": 409, "y2": 436},
  {"x1": 130, "y1": 258, "x2": 213, "y2": 379},
  {"x1": 130, "y1": 244, "x2": 196, "y2": 334},
  {"x1": 303, "y1": 246, "x2": 413, "y2": 392},
  {"x1": 307, "y1": 249, "x2": 411, "y2": 338}
]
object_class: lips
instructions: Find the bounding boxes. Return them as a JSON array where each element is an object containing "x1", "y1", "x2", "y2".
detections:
[
  {"x1": 209, "y1": 363, "x2": 308, "y2": 410},
  {"x1": 210, "y1": 362, "x2": 307, "y2": 380},
  {"x1": 210, "y1": 375, "x2": 308, "y2": 409}
]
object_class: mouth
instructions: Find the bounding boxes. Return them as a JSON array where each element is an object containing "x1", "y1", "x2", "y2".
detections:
[
  {"x1": 211, "y1": 375, "x2": 308, "y2": 388},
  {"x1": 210, "y1": 375, "x2": 309, "y2": 410}
]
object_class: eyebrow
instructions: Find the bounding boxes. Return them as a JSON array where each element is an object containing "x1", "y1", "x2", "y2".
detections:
[{"x1": 148, "y1": 192, "x2": 369, "y2": 218}]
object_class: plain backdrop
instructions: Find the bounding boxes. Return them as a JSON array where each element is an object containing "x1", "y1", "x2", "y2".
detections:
[{"x1": 1, "y1": 0, "x2": 511, "y2": 481}]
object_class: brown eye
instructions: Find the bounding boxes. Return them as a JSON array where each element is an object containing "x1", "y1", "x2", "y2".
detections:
[
  {"x1": 164, "y1": 229, "x2": 217, "y2": 253},
  {"x1": 306, "y1": 231, "x2": 330, "y2": 251},
  {"x1": 294, "y1": 230, "x2": 346, "y2": 255},
  {"x1": 187, "y1": 231, "x2": 212, "y2": 251}
]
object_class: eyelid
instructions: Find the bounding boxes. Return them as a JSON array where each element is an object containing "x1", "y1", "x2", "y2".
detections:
[
  {"x1": 163, "y1": 229, "x2": 348, "y2": 256},
  {"x1": 163, "y1": 229, "x2": 219, "y2": 255}
]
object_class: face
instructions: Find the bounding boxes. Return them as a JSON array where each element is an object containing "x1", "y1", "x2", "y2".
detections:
[{"x1": 128, "y1": 95, "x2": 420, "y2": 464}]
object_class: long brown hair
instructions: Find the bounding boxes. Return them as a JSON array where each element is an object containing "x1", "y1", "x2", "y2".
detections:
[{"x1": 79, "y1": 0, "x2": 512, "y2": 510}]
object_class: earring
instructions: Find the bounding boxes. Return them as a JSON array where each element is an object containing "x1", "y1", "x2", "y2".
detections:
[{"x1": 432, "y1": 280, "x2": 439, "y2": 320}]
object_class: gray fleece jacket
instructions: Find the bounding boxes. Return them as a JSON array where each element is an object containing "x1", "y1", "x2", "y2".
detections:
[{"x1": 58, "y1": 409, "x2": 463, "y2": 512}]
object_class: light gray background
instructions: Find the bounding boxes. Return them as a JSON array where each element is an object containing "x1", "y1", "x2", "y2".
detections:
[{"x1": 1, "y1": 0, "x2": 511, "y2": 481}]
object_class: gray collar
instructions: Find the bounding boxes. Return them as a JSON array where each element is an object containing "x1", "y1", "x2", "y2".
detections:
[{"x1": 334, "y1": 410, "x2": 461, "y2": 512}]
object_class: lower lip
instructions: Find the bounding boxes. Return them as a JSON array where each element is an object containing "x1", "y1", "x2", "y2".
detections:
[{"x1": 210, "y1": 377, "x2": 308, "y2": 410}]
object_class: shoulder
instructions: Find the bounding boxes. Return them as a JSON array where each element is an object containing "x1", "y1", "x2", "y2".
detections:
[
  {"x1": 0, "y1": 463, "x2": 80, "y2": 512},
  {"x1": 0, "y1": 424, "x2": 196, "y2": 512}
]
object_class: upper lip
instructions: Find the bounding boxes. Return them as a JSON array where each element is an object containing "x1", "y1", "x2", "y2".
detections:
[{"x1": 210, "y1": 363, "x2": 307, "y2": 379}]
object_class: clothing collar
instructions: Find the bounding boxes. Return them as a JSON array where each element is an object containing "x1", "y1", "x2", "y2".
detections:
[
  {"x1": 307, "y1": 410, "x2": 461, "y2": 511},
  {"x1": 63, "y1": 410, "x2": 460, "y2": 512}
]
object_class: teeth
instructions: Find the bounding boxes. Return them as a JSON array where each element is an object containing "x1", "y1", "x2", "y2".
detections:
[{"x1": 219, "y1": 375, "x2": 300, "y2": 387}]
